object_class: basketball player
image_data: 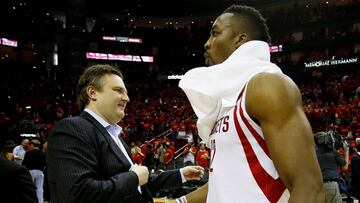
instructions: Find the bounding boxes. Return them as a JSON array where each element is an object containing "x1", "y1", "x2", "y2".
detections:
[{"x1": 175, "y1": 4, "x2": 324, "y2": 203}]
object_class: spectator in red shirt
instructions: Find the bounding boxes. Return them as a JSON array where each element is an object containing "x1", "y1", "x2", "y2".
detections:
[
  {"x1": 164, "y1": 143, "x2": 174, "y2": 169},
  {"x1": 131, "y1": 142, "x2": 144, "y2": 165},
  {"x1": 196, "y1": 141, "x2": 210, "y2": 169},
  {"x1": 168, "y1": 141, "x2": 176, "y2": 155}
]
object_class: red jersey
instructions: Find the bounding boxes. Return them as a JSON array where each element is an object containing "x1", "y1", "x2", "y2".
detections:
[{"x1": 196, "y1": 149, "x2": 209, "y2": 168}]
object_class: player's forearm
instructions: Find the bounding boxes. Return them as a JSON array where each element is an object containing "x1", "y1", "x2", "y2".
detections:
[
  {"x1": 185, "y1": 182, "x2": 208, "y2": 203},
  {"x1": 288, "y1": 183, "x2": 324, "y2": 203},
  {"x1": 289, "y1": 192, "x2": 324, "y2": 203},
  {"x1": 167, "y1": 183, "x2": 207, "y2": 203}
]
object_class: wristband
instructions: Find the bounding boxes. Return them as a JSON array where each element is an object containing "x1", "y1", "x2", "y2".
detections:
[{"x1": 175, "y1": 196, "x2": 188, "y2": 203}]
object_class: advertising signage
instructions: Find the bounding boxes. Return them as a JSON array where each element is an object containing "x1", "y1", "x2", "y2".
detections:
[
  {"x1": 102, "y1": 36, "x2": 143, "y2": 43},
  {"x1": 86, "y1": 52, "x2": 154, "y2": 63},
  {"x1": 304, "y1": 57, "x2": 358, "y2": 68}
]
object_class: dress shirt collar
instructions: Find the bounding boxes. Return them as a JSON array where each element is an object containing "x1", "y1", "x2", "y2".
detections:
[{"x1": 84, "y1": 108, "x2": 122, "y2": 135}]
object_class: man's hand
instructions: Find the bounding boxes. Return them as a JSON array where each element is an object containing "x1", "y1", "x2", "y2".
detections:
[
  {"x1": 130, "y1": 164, "x2": 149, "y2": 186},
  {"x1": 182, "y1": 165, "x2": 204, "y2": 181}
]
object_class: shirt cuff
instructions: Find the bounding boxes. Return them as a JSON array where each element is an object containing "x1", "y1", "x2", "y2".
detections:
[{"x1": 179, "y1": 168, "x2": 187, "y2": 183}]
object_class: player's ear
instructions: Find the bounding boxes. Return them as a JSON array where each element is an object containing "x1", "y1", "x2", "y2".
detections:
[{"x1": 235, "y1": 33, "x2": 248, "y2": 49}]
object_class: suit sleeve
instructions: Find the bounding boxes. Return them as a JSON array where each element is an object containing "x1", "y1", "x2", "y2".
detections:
[
  {"x1": 47, "y1": 119, "x2": 139, "y2": 203},
  {"x1": 147, "y1": 169, "x2": 183, "y2": 195}
]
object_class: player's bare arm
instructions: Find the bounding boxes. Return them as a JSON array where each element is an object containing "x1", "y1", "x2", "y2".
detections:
[
  {"x1": 246, "y1": 72, "x2": 325, "y2": 203},
  {"x1": 168, "y1": 183, "x2": 208, "y2": 203},
  {"x1": 186, "y1": 182, "x2": 208, "y2": 203}
]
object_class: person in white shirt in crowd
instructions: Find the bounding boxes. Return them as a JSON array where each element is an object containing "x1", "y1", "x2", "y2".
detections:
[
  {"x1": 22, "y1": 139, "x2": 46, "y2": 203},
  {"x1": 183, "y1": 141, "x2": 196, "y2": 166},
  {"x1": 13, "y1": 138, "x2": 30, "y2": 164}
]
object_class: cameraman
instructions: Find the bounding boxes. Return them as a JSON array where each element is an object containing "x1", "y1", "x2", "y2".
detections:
[
  {"x1": 351, "y1": 138, "x2": 360, "y2": 199},
  {"x1": 314, "y1": 131, "x2": 349, "y2": 203}
]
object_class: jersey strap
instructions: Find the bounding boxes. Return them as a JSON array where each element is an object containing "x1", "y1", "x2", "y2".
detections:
[{"x1": 233, "y1": 96, "x2": 286, "y2": 203}]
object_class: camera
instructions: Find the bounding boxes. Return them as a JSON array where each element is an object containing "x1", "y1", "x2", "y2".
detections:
[
  {"x1": 331, "y1": 132, "x2": 347, "y2": 150},
  {"x1": 314, "y1": 132, "x2": 334, "y2": 151}
]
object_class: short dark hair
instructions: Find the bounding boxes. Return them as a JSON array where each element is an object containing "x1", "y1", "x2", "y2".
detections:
[
  {"x1": 223, "y1": 4, "x2": 271, "y2": 43},
  {"x1": 76, "y1": 64, "x2": 123, "y2": 109}
]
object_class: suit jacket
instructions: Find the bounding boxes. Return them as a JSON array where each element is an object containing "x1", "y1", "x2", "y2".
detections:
[
  {"x1": 0, "y1": 157, "x2": 38, "y2": 203},
  {"x1": 47, "y1": 111, "x2": 182, "y2": 203},
  {"x1": 351, "y1": 153, "x2": 360, "y2": 198}
]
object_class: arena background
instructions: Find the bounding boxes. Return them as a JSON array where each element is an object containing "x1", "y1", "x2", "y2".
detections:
[{"x1": 0, "y1": 0, "x2": 359, "y2": 202}]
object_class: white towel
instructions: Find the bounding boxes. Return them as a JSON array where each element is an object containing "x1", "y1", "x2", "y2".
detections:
[{"x1": 179, "y1": 40, "x2": 282, "y2": 146}]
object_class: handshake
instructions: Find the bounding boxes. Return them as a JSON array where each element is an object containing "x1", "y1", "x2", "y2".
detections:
[{"x1": 130, "y1": 164, "x2": 205, "y2": 186}]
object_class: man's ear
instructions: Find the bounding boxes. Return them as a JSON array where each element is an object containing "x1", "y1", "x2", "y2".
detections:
[
  {"x1": 235, "y1": 33, "x2": 248, "y2": 49},
  {"x1": 86, "y1": 85, "x2": 97, "y2": 101}
]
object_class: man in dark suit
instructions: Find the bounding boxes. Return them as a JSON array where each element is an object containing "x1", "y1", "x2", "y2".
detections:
[
  {"x1": 0, "y1": 139, "x2": 38, "y2": 203},
  {"x1": 0, "y1": 149, "x2": 38, "y2": 203},
  {"x1": 47, "y1": 64, "x2": 204, "y2": 203}
]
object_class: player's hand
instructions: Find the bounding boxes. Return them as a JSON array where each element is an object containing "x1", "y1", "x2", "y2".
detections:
[
  {"x1": 182, "y1": 165, "x2": 204, "y2": 181},
  {"x1": 130, "y1": 164, "x2": 149, "y2": 186}
]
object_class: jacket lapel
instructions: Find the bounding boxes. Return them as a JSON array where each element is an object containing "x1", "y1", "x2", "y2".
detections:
[
  {"x1": 118, "y1": 135, "x2": 135, "y2": 163},
  {"x1": 80, "y1": 111, "x2": 132, "y2": 168}
]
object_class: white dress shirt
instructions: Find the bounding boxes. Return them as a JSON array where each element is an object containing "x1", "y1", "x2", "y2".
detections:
[
  {"x1": 85, "y1": 109, "x2": 133, "y2": 164},
  {"x1": 84, "y1": 109, "x2": 142, "y2": 193}
]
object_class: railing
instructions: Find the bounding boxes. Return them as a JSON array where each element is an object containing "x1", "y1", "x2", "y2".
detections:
[
  {"x1": 144, "y1": 128, "x2": 187, "y2": 160},
  {"x1": 142, "y1": 113, "x2": 198, "y2": 164},
  {"x1": 174, "y1": 144, "x2": 187, "y2": 160},
  {"x1": 147, "y1": 129, "x2": 172, "y2": 143}
]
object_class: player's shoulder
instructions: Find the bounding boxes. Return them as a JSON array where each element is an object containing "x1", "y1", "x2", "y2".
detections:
[
  {"x1": 245, "y1": 72, "x2": 302, "y2": 118},
  {"x1": 247, "y1": 71, "x2": 300, "y2": 99},
  {"x1": 249, "y1": 72, "x2": 296, "y2": 89}
]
